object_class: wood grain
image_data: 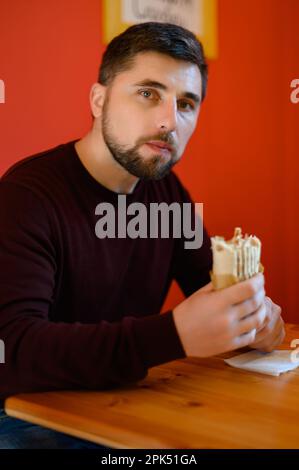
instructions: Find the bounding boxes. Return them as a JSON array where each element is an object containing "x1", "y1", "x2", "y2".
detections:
[{"x1": 4, "y1": 324, "x2": 299, "y2": 448}]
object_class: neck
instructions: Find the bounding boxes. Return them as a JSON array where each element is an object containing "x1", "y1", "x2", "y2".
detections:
[{"x1": 74, "y1": 128, "x2": 139, "y2": 195}]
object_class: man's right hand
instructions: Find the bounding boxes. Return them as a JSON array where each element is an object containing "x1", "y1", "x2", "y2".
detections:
[{"x1": 172, "y1": 273, "x2": 266, "y2": 358}]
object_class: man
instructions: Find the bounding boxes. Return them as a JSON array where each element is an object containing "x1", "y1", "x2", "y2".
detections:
[{"x1": 0, "y1": 22, "x2": 284, "y2": 448}]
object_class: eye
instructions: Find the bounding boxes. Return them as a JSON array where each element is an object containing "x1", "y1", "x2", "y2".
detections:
[
  {"x1": 140, "y1": 89, "x2": 152, "y2": 98},
  {"x1": 138, "y1": 89, "x2": 159, "y2": 101},
  {"x1": 178, "y1": 100, "x2": 195, "y2": 111}
]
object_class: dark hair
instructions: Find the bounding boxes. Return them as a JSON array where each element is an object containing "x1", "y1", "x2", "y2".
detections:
[{"x1": 98, "y1": 22, "x2": 208, "y2": 101}]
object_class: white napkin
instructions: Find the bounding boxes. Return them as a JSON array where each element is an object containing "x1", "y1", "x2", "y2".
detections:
[{"x1": 224, "y1": 349, "x2": 299, "y2": 376}]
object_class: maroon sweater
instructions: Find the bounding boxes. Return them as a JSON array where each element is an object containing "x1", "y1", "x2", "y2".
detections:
[{"x1": 0, "y1": 141, "x2": 212, "y2": 399}]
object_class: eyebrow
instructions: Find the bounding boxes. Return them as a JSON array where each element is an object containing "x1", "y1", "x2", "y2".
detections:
[{"x1": 132, "y1": 79, "x2": 201, "y2": 105}]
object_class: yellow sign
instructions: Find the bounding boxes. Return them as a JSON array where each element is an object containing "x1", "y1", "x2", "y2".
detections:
[{"x1": 103, "y1": 0, "x2": 218, "y2": 59}]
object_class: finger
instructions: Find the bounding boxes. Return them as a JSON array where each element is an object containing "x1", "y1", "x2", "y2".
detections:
[
  {"x1": 255, "y1": 297, "x2": 273, "y2": 332},
  {"x1": 264, "y1": 296, "x2": 273, "y2": 319},
  {"x1": 252, "y1": 315, "x2": 284, "y2": 347},
  {"x1": 276, "y1": 325, "x2": 286, "y2": 347},
  {"x1": 256, "y1": 308, "x2": 283, "y2": 342},
  {"x1": 255, "y1": 298, "x2": 272, "y2": 332},
  {"x1": 233, "y1": 328, "x2": 257, "y2": 349},
  {"x1": 234, "y1": 288, "x2": 266, "y2": 320},
  {"x1": 254, "y1": 326, "x2": 286, "y2": 353},
  {"x1": 256, "y1": 312, "x2": 269, "y2": 333},
  {"x1": 267, "y1": 297, "x2": 283, "y2": 322},
  {"x1": 236, "y1": 303, "x2": 267, "y2": 336},
  {"x1": 223, "y1": 273, "x2": 265, "y2": 305},
  {"x1": 271, "y1": 303, "x2": 282, "y2": 321}
]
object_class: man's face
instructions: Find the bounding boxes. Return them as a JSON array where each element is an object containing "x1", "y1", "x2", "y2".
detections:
[{"x1": 100, "y1": 51, "x2": 202, "y2": 180}]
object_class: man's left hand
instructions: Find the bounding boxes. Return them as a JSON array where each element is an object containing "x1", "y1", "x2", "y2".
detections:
[{"x1": 250, "y1": 296, "x2": 285, "y2": 352}]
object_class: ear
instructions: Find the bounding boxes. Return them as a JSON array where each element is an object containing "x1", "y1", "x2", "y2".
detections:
[{"x1": 89, "y1": 83, "x2": 106, "y2": 119}]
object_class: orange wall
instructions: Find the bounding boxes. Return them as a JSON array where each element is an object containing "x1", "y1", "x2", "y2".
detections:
[{"x1": 0, "y1": 1, "x2": 298, "y2": 321}]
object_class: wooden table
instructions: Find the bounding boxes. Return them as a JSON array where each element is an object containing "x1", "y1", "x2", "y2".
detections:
[{"x1": 4, "y1": 324, "x2": 299, "y2": 449}]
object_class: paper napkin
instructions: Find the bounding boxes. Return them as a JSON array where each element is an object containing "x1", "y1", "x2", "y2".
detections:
[{"x1": 224, "y1": 349, "x2": 299, "y2": 376}]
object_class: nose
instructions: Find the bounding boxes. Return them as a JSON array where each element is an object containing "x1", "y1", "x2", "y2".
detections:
[{"x1": 156, "y1": 98, "x2": 178, "y2": 133}]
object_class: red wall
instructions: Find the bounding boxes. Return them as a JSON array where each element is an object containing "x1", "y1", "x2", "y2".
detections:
[{"x1": 1, "y1": 1, "x2": 298, "y2": 322}]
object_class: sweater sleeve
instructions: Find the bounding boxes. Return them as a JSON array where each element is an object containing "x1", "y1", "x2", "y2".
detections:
[
  {"x1": 0, "y1": 182, "x2": 185, "y2": 399},
  {"x1": 171, "y1": 180, "x2": 213, "y2": 297}
]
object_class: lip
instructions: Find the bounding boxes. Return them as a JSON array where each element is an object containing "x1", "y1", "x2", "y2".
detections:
[{"x1": 145, "y1": 141, "x2": 173, "y2": 152}]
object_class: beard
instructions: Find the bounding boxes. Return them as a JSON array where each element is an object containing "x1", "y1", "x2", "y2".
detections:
[{"x1": 101, "y1": 98, "x2": 179, "y2": 181}]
